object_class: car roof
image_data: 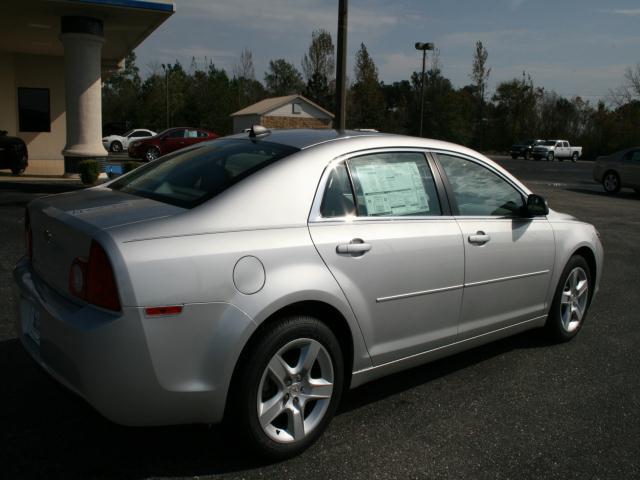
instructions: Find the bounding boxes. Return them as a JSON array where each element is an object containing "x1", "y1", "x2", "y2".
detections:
[{"x1": 227, "y1": 128, "x2": 384, "y2": 150}]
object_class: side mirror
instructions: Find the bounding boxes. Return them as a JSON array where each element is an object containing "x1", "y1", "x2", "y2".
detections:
[{"x1": 525, "y1": 194, "x2": 549, "y2": 216}]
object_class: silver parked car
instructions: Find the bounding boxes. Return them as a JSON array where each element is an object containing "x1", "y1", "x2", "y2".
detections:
[
  {"x1": 593, "y1": 147, "x2": 640, "y2": 194},
  {"x1": 15, "y1": 128, "x2": 603, "y2": 459}
]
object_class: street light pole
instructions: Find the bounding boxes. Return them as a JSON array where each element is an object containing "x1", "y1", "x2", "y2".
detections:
[
  {"x1": 335, "y1": 0, "x2": 348, "y2": 130},
  {"x1": 415, "y1": 42, "x2": 434, "y2": 137},
  {"x1": 161, "y1": 63, "x2": 169, "y2": 129}
]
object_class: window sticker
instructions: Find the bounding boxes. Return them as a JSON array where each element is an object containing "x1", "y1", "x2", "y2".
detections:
[{"x1": 353, "y1": 162, "x2": 430, "y2": 216}]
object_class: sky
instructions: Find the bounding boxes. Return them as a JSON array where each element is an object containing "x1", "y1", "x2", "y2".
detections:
[{"x1": 134, "y1": 0, "x2": 640, "y2": 103}]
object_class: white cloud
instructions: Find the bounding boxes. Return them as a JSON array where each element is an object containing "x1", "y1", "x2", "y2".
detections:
[
  {"x1": 378, "y1": 52, "x2": 420, "y2": 80},
  {"x1": 178, "y1": 0, "x2": 399, "y2": 35},
  {"x1": 612, "y1": 9, "x2": 640, "y2": 16}
]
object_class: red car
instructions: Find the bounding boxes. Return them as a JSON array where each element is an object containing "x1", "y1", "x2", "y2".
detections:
[{"x1": 127, "y1": 127, "x2": 219, "y2": 161}]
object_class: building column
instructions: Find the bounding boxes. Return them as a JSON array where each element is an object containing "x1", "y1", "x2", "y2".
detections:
[{"x1": 59, "y1": 16, "x2": 108, "y2": 174}]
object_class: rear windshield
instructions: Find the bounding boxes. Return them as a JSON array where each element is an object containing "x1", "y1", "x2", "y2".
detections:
[{"x1": 108, "y1": 138, "x2": 298, "y2": 208}]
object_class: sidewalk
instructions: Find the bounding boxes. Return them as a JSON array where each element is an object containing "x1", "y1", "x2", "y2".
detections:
[{"x1": 0, "y1": 172, "x2": 86, "y2": 193}]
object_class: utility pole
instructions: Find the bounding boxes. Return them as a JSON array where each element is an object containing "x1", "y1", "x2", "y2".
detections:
[
  {"x1": 415, "y1": 42, "x2": 434, "y2": 137},
  {"x1": 161, "y1": 63, "x2": 169, "y2": 129},
  {"x1": 335, "y1": 0, "x2": 348, "y2": 130}
]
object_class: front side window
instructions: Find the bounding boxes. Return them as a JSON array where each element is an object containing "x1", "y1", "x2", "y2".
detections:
[
  {"x1": 438, "y1": 154, "x2": 524, "y2": 216},
  {"x1": 166, "y1": 129, "x2": 186, "y2": 139},
  {"x1": 346, "y1": 152, "x2": 441, "y2": 217},
  {"x1": 109, "y1": 139, "x2": 298, "y2": 208},
  {"x1": 130, "y1": 131, "x2": 150, "y2": 138}
]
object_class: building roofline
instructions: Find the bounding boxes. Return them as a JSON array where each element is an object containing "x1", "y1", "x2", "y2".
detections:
[
  {"x1": 74, "y1": 0, "x2": 175, "y2": 13},
  {"x1": 231, "y1": 94, "x2": 334, "y2": 118}
]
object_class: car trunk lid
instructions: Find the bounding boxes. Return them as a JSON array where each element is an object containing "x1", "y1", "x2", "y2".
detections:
[{"x1": 28, "y1": 187, "x2": 184, "y2": 296}]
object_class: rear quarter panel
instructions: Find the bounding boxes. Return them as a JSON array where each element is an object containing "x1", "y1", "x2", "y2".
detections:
[{"x1": 116, "y1": 226, "x2": 372, "y2": 372}]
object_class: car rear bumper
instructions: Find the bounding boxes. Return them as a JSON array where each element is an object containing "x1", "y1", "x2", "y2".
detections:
[{"x1": 13, "y1": 257, "x2": 255, "y2": 426}]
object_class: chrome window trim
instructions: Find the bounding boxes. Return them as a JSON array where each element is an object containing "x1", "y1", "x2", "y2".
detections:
[{"x1": 308, "y1": 147, "x2": 447, "y2": 224}]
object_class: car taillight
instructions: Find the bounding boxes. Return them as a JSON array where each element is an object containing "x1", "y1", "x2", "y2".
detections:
[
  {"x1": 69, "y1": 240, "x2": 121, "y2": 311},
  {"x1": 25, "y1": 209, "x2": 32, "y2": 258}
]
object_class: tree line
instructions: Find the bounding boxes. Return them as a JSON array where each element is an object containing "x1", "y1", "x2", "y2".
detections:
[{"x1": 102, "y1": 31, "x2": 640, "y2": 159}]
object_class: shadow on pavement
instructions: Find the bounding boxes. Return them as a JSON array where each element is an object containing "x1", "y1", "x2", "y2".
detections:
[
  {"x1": 566, "y1": 187, "x2": 640, "y2": 200},
  {"x1": 341, "y1": 329, "x2": 551, "y2": 414},
  {"x1": 0, "y1": 329, "x2": 552, "y2": 479}
]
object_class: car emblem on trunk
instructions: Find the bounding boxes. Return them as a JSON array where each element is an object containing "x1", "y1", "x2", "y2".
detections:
[{"x1": 43, "y1": 229, "x2": 53, "y2": 244}]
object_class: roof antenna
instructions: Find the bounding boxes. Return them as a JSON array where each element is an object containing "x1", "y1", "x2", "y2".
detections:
[{"x1": 249, "y1": 125, "x2": 271, "y2": 138}]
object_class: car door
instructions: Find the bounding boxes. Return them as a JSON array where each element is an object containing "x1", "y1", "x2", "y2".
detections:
[
  {"x1": 621, "y1": 149, "x2": 640, "y2": 185},
  {"x1": 435, "y1": 153, "x2": 555, "y2": 339},
  {"x1": 308, "y1": 151, "x2": 464, "y2": 366},
  {"x1": 160, "y1": 128, "x2": 187, "y2": 154}
]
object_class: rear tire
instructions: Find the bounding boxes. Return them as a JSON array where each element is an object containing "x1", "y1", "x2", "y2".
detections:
[
  {"x1": 603, "y1": 171, "x2": 621, "y2": 194},
  {"x1": 11, "y1": 154, "x2": 27, "y2": 175},
  {"x1": 545, "y1": 255, "x2": 592, "y2": 343},
  {"x1": 511, "y1": 154, "x2": 518, "y2": 159},
  {"x1": 231, "y1": 315, "x2": 344, "y2": 460},
  {"x1": 572, "y1": 152, "x2": 579, "y2": 162}
]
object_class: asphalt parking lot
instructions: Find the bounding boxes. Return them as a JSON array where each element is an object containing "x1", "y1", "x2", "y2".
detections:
[{"x1": 0, "y1": 157, "x2": 638, "y2": 479}]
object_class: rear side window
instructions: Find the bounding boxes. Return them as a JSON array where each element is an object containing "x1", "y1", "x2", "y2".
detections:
[
  {"x1": 109, "y1": 139, "x2": 298, "y2": 208},
  {"x1": 320, "y1": 163, "x2": 356, "y2": 218},
  {"x1": 346, "y1": 152, "x2": 441, "y2": 217}
]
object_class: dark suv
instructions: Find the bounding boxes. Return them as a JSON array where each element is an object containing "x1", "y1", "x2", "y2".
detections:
[
  {"x1": 510, "y1": 139, "x2": 545, "y2": 160},
  {"x1": 0, "y1": 130, "x2": 28, "y2": 175},
  {"x1": 127, "y1": 127, "x2": 219, "y2": 162}
]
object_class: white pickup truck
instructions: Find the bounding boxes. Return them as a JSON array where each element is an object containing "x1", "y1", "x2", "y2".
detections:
[{"x1": 531, "y1": 139, "x2": 582, "y2": 162}]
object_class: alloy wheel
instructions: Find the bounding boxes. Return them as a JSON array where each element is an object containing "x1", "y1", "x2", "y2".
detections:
[
  {"x1": 257, "y1": 338, "x2": 334, "y2": 443},
  {"x1": 603, "y1": 172, "x2": 619, "y2": 193},
  {"x1": 145, "y1": 148, "x2": 159, "y2": 161},
  {"x1": 560, "y1": 267, "x2": 588, "y2": 333}
]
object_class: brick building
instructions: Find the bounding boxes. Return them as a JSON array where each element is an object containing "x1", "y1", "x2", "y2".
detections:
[{"x1": 231, "y1": 95, "x2": 334, "y2": 133}]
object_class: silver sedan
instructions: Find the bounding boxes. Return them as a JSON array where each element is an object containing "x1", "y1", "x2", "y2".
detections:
[
  {"x1": 593, "y1": 147, "x2": 640, "y2": 194},
  {"x1": 14, "y1": 128, "x2": 603, "y2": 459}
]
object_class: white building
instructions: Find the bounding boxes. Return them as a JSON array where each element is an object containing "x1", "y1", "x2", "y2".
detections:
[
  {"x1": 0, "y1": 0, "x2": 174, "y2": 175},
  {"x1": 231, "y1": 95, "x2": 334, "y2": 134}
]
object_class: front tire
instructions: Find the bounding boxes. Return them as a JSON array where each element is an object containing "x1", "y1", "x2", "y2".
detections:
[
  {"x1": 144, "y1": 147, "x2": 160, "y2": 162},
  {"x1": 110, "y1": 141, "x2": 123, "y2": 153},
  {"x1": 545, "y1": 255, "x2": 592, "y2": 342},
  {"x1": 547, "y1": 152, "x2": 554, "y2": 162},
  {"x1": 232, "y1": 315, "x2": 344, "y2": 460},
  {"x1": 511, "y1": 154, "x2": 518, "y2": 159},
  {"x1": 523, "y1": 151, "x2": 530, "y2": 160}
]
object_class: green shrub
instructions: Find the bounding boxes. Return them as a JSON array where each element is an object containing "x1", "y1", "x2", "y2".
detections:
[
  {"x1": 78, "y1": 160, "x2": 100, "y2": 185},
  {"x1": 123, "y1": 161, "x2": 144, "y2": 174}
]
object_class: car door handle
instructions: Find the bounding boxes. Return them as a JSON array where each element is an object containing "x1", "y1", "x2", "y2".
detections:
[
  {"x1": 468, "y1": 231, "x2": 490, "y2": 245},
  {"x1": 336, "y1": 240, "x2": 372, "y2": 255}
]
